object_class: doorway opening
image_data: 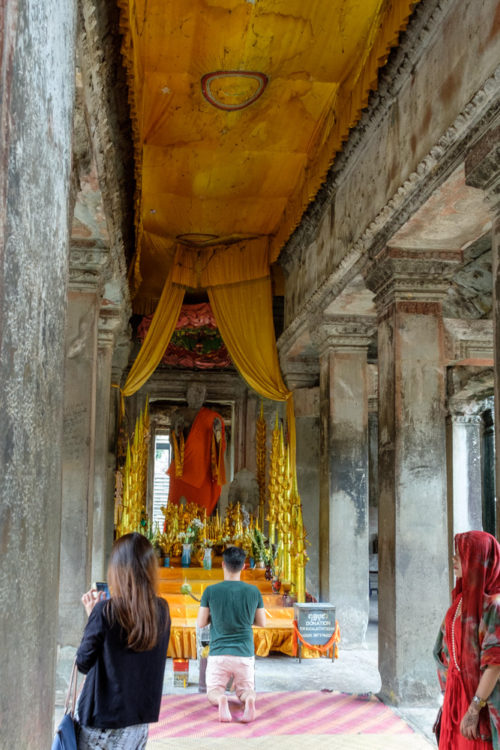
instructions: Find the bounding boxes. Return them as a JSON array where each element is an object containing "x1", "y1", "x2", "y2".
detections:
[{"x1": 152, "y1": 432, "x2": 171, "y2": 529}]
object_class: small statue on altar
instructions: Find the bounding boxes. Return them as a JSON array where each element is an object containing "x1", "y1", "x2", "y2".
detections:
[
  {"x1": 167, "y1": 382, "x2": 226, "y2": 515},
  {"x1": 228, "y1": 468, "x2": 260, "y2": 520}
]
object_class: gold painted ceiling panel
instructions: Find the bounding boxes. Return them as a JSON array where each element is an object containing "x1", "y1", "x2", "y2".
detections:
[{"x1": 118, "y1": 0, "x2": 420, "y2": 310}]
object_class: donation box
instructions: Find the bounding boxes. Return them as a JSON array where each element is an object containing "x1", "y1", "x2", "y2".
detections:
[{"x1": 293, "y1": 602, "x2": 336, "y2": 661}]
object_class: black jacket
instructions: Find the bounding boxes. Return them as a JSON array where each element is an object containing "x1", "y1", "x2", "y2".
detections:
[{"x1": 76, "y1": 597, "x2": 170, "y2": 728}]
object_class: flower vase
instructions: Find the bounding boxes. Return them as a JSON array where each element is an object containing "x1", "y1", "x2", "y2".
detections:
[
  {"x1": 203, "y1": 547, "x2": 213, "y2": 570},
  {"x1": 181, "y1": 543, "x2": 192, "y2": 568}
]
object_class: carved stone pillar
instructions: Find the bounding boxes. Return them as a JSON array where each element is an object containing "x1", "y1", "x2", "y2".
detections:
[
  {"x1": 364, "y1": 247, "x2": 460, "y2": 703},
  {"x1": 368, "y1": 372, "x2": 379, "y2": 578},
  {"x1": 58, "y1": 245, "x2": 108, "y2": 648},
  {"x1": 465, "y1": 122, "x2": 500, "y2": 537},
  {"x1": 482, "y1": 402, "x2": 496, "y2": 534},
  {"x1": 315, "y1": 316, "x2": 374, "y2": 646},
  {"x1": 91, "y1": 305, "x2": 124, "y2": 583},
  {"x1": 446, "y1": 408, "x2": 483, "y2": 543},
  {"x1": 233, "y1": 387, "x2": 248, "y2": 475},
  {"x1": 0, "y1": 3, "x2": 77, "y2": 745}
]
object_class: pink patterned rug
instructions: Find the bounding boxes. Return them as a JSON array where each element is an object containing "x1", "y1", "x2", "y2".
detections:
[{"x1": 149, "y1": 691, "x2": 415, "y2": 739}]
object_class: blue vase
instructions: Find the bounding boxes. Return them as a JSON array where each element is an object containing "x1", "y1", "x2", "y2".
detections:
[
  {"x1": 181, "y1": 544, "x2": 192, "y2": 567},
  {"x1": 203, "y1": 548, "x2": 212, "y2": 570},
  {"x1": 163, "y1": 556, "x2": 170, "y2": 567}
]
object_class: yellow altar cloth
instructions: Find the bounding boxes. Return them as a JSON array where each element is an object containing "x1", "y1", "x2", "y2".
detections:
[{"x1": 160, "y1": 566, "x2": 327, "y2": 659}]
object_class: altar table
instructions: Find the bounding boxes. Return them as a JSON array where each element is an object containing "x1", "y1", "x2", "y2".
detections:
[{"x1": 158, "y1": 566, "x2": 299, "y2": 659}]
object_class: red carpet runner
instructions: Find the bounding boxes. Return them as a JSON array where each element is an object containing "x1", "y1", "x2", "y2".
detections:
[{"x1": 149, "y1": 691, "x2": 415, "y2": 739}]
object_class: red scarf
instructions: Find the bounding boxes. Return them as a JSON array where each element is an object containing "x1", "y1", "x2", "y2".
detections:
[{"x1": 453, "y1": 531, "x2": 500, "y2": 739}]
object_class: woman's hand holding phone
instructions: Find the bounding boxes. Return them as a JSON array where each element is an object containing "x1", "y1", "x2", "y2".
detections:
[{"x1": 81, "y1": 588, "x2": 106, "y2": 617}]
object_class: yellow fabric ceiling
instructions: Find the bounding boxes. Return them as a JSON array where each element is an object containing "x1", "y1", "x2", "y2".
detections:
[{"x1": 118, "y1": 0, "x2": 420, "y2": 311}]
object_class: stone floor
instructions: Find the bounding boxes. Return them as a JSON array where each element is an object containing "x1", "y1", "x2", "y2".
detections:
[{"x1": 149, "y1": 597, "x2": 438, "y2": 748}]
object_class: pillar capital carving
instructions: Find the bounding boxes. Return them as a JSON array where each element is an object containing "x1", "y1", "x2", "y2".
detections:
[
  {"x1": 363, "y1": 247, "x2": 462, "y2": 316},
  {"x1": 313, "y1": 315, "x2": 376, "y2": 357},
  {"x1": 447, "y1": 411, "x2": 483, "y2": 425},
  {"x1": 280, "y1": 358, "x2": 319, "y2": 389},
  {"x1": 465, "y1": 119, "x2": 500, "y2": 210},
  {"x1": 98, "y1": 305, "x2": 125, "y2": 349},
  {"x1": 69, "y1": 242, "x2": 109, "y2": 293}
]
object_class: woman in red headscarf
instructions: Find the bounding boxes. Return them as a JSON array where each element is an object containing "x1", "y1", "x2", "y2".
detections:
[{"x1": 434, "y1": 531, "x2": 500, "y2": 748}]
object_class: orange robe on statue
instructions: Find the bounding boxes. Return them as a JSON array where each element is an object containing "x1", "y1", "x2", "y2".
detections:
[{"x1": 167, "y1": 407, "x2": 226, "y2": 514}]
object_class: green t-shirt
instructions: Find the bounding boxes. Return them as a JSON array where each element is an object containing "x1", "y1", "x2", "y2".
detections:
[{"x1": 200, "y1": 580, "x2": 264, "y2": 656}]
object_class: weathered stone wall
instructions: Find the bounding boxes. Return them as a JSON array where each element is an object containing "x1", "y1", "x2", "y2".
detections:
[
  {"x1": 284, "y1": 0, "x2": 500, "y2": 323},
  {"x1": 0, "y1": 1, "x2": 77, "y2": 747}
]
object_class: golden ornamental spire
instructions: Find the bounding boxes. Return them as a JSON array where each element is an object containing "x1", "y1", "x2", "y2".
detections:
[{"x1": 256, "y1": 400, "x2": 267, "y2": 531}]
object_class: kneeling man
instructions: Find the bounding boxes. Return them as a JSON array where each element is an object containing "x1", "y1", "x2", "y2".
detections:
[{"x1": 197, "y1": 545, "x2": 266, "y2": 722}]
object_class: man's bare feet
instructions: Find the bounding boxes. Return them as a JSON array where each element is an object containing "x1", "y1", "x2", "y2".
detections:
[
  {"x1": 218, "y1": 694, "x2": 232, "y2": 722},
  {"x1": 241, "y1": 695, "x2": 256, "y2": 723}
]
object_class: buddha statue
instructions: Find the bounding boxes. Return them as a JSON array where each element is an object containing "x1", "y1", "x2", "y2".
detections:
[{"x1": 167, "y1": 382, "x2": 226, "y2": 514}]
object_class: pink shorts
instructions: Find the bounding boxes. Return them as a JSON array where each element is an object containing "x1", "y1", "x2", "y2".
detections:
[{"x1": 206, "y1": 655, "x2": 255, "y2": 699}]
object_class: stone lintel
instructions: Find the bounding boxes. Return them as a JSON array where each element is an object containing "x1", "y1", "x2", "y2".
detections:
[
  {"x1": 465, "y1": 119, "x2": 500, "y2": 208},
  {"x1": 314, "y1": 315, "x2": 376, "y2": 357},
  {"x1": 280, "y1": 51, "x2": 500, "y2": 350},
  {"x1": 364, "y1": 247, "x2": 462, "y2": 315},
  {"x1": 447, "y1": 364, "x2": 494, "y2": 411},
  {"x1": 444, "y1": 318, "x2": 493, "y2": 363},
  {"x1": 138, "y1": 369, "x2": 246, "y2": 405}
]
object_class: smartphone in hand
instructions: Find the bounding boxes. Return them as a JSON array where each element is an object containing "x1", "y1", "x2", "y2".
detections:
[{"x1": 95, "y1": 581, "x2": 110, "y2": 599}]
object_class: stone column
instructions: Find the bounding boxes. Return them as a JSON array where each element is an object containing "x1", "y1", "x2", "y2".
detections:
[
  {"x1": 364, "y1": 248, "x2": 459, "y2": 703},
  {"x1": 368, "y1": 389, "x2": 379, "y2": 582},
  {"x1": 316, "y1": 316, "x2": 374, "y2": 646},
  {"x1": 233, "y1": 387, "x2": 248, "y2": 474},
  {"x1": 0, "y1": 2, "x2": 77, "y2": 747},
  {"x1": 58, "y1": 246, "x2": 108, "y2": 649},
  {"x1": 91, "y1": 306, "x2": 123, "y2": 583},
  {"x1": 465, "y1": 123, "x2": 500, "y2": 538},
  {"x1": 446, "y1": 409, "x2": 483, "y2": 538},
  {"x1": 482, "y1": 403, "x2": 496, "y2": 535}
]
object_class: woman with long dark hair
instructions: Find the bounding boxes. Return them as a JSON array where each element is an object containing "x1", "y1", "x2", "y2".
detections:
[
  {"x1": 434, "y1": 531, "x2": 500, "y2": 748},
  {"x1": 75, "y1": 532, "x2": 171, "y2": 749}
]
